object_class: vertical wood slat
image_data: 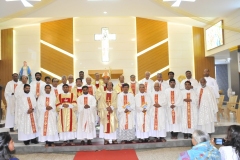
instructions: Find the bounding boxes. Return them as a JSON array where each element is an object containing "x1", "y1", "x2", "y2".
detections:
[
  {"x1": 0, "y1": 28, "x2": 13, "y2": 103},
  {"x1": 193, "y1": 27, "x2": 215, "y2": 81},
  {"x1": 136, "y1": 17, "x2": 169, "y2": 80},
  {"x1": 40, "y1": 18, "x2": 73, "y2": 78}
]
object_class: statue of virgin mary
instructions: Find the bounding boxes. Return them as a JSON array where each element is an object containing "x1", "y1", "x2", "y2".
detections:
[{"x1": 19, "y1": 61, "x2": 32, "y2": 83}]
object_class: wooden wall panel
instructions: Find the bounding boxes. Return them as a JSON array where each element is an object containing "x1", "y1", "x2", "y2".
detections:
[
  {"x1": 136, "y1": 17, "x2": 169, "y2": 81},
  {"x1": 138, "y1": 42, "x2": 169, "y2": 80},
  {"x1": 41, "y1": 18, "x2": 73, "y2": 53},
  {"x1": 0, "y1": 28, "x2": 13, "y2": 103},
  {"x1": 193, "y1": 27, "x2": 215, "y2": 81},
  {"x1": 136, "y1": 17, "x2": 168, "y2": 53},
  {"x1": 40, "y1": 18, "x2": 73, "y2": 79},
  {"x1": 151, "y1": 69, "x2": 169, "y2": 81},
  {"x1": 0, "y1": 29, "x2": 13, "y2": 86},
  {"x1": 41, "y1": 44, "x2": 73, "y2": 76}
]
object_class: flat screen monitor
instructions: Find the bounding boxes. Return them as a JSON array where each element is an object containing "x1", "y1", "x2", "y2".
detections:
[{"x1": 206, "y1": 20, "x2": 224, "y2": 51}]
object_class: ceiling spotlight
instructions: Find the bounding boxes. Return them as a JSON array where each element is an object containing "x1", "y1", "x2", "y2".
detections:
[
  {"x1": 163, "y1": 0, "x2": 195, "y2": 7},
  {"x1": 5, "y1": 0, "x2": 41, "y2": 7},
  {"x1": 103, "y1": 11, "x2": 107, "y2": 14}
]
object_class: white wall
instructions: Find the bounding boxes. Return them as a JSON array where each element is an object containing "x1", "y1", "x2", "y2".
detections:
[
  {"x1": 14, "y1": 25, "x2": 40, "y2": 79},
  {"x1": 205, "y1": 9, "x2": 240, "y2": 56},
  {"x1": 74, "y1": 17, "x2": 137, "y2": 81},
  {"x1": 168, "y1": 23, "x2": 195, "y2": 79}
]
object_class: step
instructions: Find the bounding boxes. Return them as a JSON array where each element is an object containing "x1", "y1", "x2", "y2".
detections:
[{"x1": 9, "y1": 124, "x2": 231, "y2": 154}]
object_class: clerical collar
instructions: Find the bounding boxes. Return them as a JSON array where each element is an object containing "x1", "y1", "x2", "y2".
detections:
[
  {"x1": 63, "y1": 92, "x2": 69, "y2": 94},
  {"x1": 140, "y1": 92, "x2": 145, "y2": 95},
  {"x1": 95, "y1": 81, "x2": 99, "y2": 84},
  {"x1": 154, "y1": 90, "x2": 160, "y2": 93},
  {"x1": 106, "y1": 90, "x2": 112, "y2": 93},
  {"x1": 53, "y1": 86, "x2": 57, "y2": 88},
  {"x1": 130, "y1": 81, "x2": 136, "y2": 83},
  {"x1": 123, "y1": 92, "x2": 128, "y2": 95},
  {"x1": 77, "y1": 86, "x2": 82, "y2": 89},
  {"x1": 45, "y1": 93, "x2": 50, "y2": 97},
  {"x1": 24, "y1": 92, "x2": 30, "y2": 97},
  {"x1": 83, "y1": 93, "x2": 88, "y2": 96}
]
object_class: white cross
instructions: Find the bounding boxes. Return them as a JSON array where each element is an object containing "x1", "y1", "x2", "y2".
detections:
[
  {"x1": 95, "y1": 28, "x2": 116, "y2": 62},
  {"x1": 163, "y1": 0, "x2": 195, "y2": 7},
  {"x1": 5, "y1": 0, "x2": 41, "y2": 7}
]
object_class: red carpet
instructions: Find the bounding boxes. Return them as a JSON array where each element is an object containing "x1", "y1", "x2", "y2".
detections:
[{"x1": 74, "y1": 149, "x2": 138, "y2": 160}]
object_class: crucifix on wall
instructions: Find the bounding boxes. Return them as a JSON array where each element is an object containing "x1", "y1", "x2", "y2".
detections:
[{"x1": 95, "y1": 28, "x2": 116, "y2": 62}]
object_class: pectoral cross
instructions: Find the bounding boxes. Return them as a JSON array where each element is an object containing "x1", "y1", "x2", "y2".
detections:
[{"x1": 95, "y1": 28, "x2": 116, "y2": 62}]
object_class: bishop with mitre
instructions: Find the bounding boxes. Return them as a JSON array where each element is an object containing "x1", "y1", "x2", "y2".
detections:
[{"x1": 98, "y1": 82, "x2": 118, "y2": 145}]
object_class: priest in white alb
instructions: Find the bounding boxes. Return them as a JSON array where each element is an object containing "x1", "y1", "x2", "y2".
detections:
[
  {"x1": 203, "y1": 69, "x2": 220, "y2": 100},
  {"x1": 150, "y1": 82, "x2": 167, "y2": 142},
  {"x1": 181, "y1": 81, "x2": 198, "y2": 139},
  {"x1": 180, "y1": 71, "x2": 199, "y2": 91},
  {"x1": 30, "y1": 72, "x2": 46, "y2": 99},
  {"x1": 165, "y1": 79, "x2": 183, "y2": 139},
  {"x1": 197, "y1": 78, "x2": 218, "y2": 133},
  {"x1": 98, "y1": 82, "x2": 118, "y2": 145},
  {"x1": 4, "y1": 73, "x2": 21, "y2": 132},
  {"x1": 67, "y1": 75, "x2": 75, "y2": 92},
  {"x1": 51, "y1": 78, "x2": 59, "y2": 97},
  {"x1": 56, "y1": 84, "x2": 77, "y2": 146},
  {"x1": 85, "y1": 77, "x2": 97, "y2": 97},
  {"x1": 166, "y1": 71, "x2": 180, "y2": 89},
  {"x1": 155, "y1": 73, "x2": 168, "y2": 91},
  {"x1": 117, "y1": 83, "x2": 136, "y2": 144},
  {"x1": 140, "y1": 71, "x2": 154, "y2": 93},
  {"x1": 77, "y1": 86, "x2": 97, "y2": 145},
  {"x1": 57, "y1": 75, "x2": 67, "y2": 94},
  {"x1": 15, "y1": 75, "x2": 28, "y2": 129},
  {"x1": 37, "y1": 85, "x2": 59, "y2": 147},
  {"x1": 135, "y1": 84, "x2": 151, "y2": 143},
  {"x1": 129, "y1": 74, "x2": 138, "y2": 96},
  {"x1": 16, "y1": 84, "x2": 39, "y2": 145}
]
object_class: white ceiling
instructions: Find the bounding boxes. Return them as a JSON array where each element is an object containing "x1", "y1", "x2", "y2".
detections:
[{"x1": 0, "y1": 0, "x2": 240, "y2": 29}]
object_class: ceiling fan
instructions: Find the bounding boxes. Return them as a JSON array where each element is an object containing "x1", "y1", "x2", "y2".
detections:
[
  {"x1": 5, "y1": 0, "x2": 41, "y2": 7},
  {"x1": 163, "y1": 0, "x2": 196, "y2": 7}
]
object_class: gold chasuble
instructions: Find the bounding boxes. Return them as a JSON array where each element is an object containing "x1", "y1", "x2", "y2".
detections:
[
  {"x1": 71, "y1": 86, "x2": 83, "y2": 98},
  {"x1": 56, "y1": 93, "x2": 77, "y2": 133},
  {"x1": 98, "y1": 91, "x2": 118, "y2": 133}
]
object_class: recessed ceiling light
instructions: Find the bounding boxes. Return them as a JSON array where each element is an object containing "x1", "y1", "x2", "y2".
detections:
[{"x1": 103, "y1": 11, "x2": 107, "y2": 14}]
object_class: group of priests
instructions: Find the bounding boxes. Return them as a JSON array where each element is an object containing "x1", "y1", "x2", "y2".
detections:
[{"x1": 4, "y1": 69, "x2": 219, "y2": 146}]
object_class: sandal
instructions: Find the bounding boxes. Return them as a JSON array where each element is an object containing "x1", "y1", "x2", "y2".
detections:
[
  {"x1": 104, "y1": 140, "x2": 110, "y2": 145},
  {"x1": 112, "y1": 140, "x2": 118, "y2": 144},
  {"x1": 61, "y1": 142, "x2": 67, "y2": 146},
  {"x1": 121, "y1": 140, "x2": 126, "y2": 144},
  {"x1": 160, "y1": 137, "x2": 167, "y2": 142}
]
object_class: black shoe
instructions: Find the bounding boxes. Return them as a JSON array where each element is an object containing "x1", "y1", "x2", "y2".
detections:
[
  {"x1": 10, "y1": 128, "x2": 14, "y2": 132},
  {"x1": 31, "y1": 138, "x2": 39, "y2": 144},
  {"x1": 80, "y1": 140, "x2": 85, "y2": 145},
  {"x1": 87, "y1": 140, "x2": 92, "y2": 145},
  {"x1": 24, "y1": 140, "x2": 30, "y2": 145}
]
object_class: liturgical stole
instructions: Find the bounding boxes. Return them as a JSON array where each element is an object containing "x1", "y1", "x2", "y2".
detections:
[
  {"x1": 154, "y1": 94, "x2": 158, "y2": 130},
  {"x1": 27, "y1": 97, "x2": 37, "y2": 133},
  {"x1": 43, "y1": 97, "x2": 50, "y2": 136},
  {"x1": 105, "y1": 93, "x2": 112, "y2": 133},
  {"x1": 171, "y1": 91, "x2": 176, "y2": 124}
]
